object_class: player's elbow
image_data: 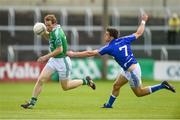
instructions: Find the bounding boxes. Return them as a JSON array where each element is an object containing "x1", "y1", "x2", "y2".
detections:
[
  {"x1": 56, "y1": 47, "x2": 63, "y2": 54},
  {"x1": 55, "y1": 47, "x2": 62, "y2": 51}
]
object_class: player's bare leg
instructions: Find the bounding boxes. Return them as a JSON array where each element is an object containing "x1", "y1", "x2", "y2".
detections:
[
  {"x1": 21, "y1": 68, "x2": 53, "y2": 109},
  {"x1": 32, "y1": 68, "x2": 53, "y2": 97},
  {"x1": 131, "y1": 81, "x2": 175, "y2": 97},
  {"x1": 102, "y1": 74, "x2": 128, "y2": 108},
  {"x1": 131, "y1": 86, "x2": 151, "y2": 97},
  {"x1": 60, "y1": 79, "x2": 83, "y2": 91},
  {"x1": 60, "y1": 76, "x2": 96, "y2": 91},
  {"x1": 112, "y1": 75, "x2": 128, "y2": 97}
]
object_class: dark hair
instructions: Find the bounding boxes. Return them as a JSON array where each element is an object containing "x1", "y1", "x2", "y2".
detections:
[
  {"x1": 106, "y1": 28, "x2": 119, "y2": 39},
  {"x1": 44, "y1": 14, "x2": 57, "y2": 24}
]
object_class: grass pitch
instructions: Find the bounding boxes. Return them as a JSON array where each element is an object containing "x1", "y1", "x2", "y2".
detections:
[{"x1": 0, "y1": 80, "x2": 180, "y2": 119}]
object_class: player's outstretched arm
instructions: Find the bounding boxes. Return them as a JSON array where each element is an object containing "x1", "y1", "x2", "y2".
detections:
[
  {"x1": 134, "y1": 14, "x2": 148, "y2": 39},
  {"x1": 67, "y1": 50, "x2": 99, "y2": 57}
]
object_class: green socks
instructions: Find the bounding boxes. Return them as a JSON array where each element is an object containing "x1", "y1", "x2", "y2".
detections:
[
  {"x1": 82, "y1": 78, "x2": 88, "y2": 85},
  {"x1": 30, "y1": 97, "x2": 37, "y2": 105}
]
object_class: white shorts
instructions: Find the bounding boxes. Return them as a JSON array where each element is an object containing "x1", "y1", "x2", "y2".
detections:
[
  {"x1": 121, "y1": 63, "x2": 142, "y2": 88},
  {"x1": 44, "y1": 56, "x2": 72, "y2": 80}
]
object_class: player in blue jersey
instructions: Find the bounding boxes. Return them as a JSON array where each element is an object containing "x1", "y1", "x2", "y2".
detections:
[{"x1": 67, "y1": 14, "x2": 176, "y2": 108}]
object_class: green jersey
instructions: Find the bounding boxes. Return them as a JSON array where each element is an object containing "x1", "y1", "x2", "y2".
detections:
[{"x1": 49, "y1": 25, "x2": 68, "y2": 58}]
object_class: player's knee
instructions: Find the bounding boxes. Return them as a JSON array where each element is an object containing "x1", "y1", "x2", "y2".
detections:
[
  {"x1": 38, "y1": 76, "x2": 48, "y2": 83},
  {"x1": 135, "y1": 93, "x2": 143, "y2": 97},
  {"x1": 61, "y1": 86, "x2": 69, "y2": 91},
  {"x1": 62, "y1": 88, "x2": 68, "y2": 91},
  {"x1": 37, "y1": 78, "x2": 44, "y2": 85},
  {"x1": 134, "y1": 90, "x2": 143, "y2": 97}
]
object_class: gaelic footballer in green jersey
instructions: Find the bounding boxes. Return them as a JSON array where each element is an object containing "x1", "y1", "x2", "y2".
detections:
[
  {"x1": 21, "y1": 14, "x2": 95, "y2": 109},
  {"x1": 48, "y1": 25, "x2": 68, "y2": 58}
]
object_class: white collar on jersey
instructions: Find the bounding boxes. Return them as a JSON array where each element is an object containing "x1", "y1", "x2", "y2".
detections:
[{"x1": 52, "y1": 24, "x2": 61, "y2": 31}]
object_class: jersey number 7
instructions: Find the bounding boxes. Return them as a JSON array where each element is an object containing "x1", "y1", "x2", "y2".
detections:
[{"x1": 119, "y1": 45, "x2": 128, "y2": 56}]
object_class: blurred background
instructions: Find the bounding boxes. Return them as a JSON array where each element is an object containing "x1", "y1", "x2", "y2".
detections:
[{"x1": 0, "y1": 0, "x2": 180, "y2": 81}]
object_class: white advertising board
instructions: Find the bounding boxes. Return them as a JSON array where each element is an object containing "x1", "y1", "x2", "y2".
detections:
[{"x1": 154, "y1": 61, "x2": 180, "y2": 81}]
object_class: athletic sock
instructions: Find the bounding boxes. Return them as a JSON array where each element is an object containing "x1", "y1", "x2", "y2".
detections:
[
  {"x1": 149, "y1": 84, "x2": 165, "y2": 93},
  {"x1": 30, "y1": 97, "x2": 37, "y2": 105},
  {"x1": 82, "y1": 78, "x2": 88, "y2": 85},
  {"x1": 106, "y1": 95, "x2": 116, "y2": 107}
]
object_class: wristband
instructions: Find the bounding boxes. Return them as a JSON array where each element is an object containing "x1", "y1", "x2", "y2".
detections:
[{"x1": 141, "y1": 20, "x2": 146, "y2": 25}]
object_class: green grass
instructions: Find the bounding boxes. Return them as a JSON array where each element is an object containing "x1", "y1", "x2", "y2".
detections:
[{"x1": 0, "y1": 80, "x2": 180, "y2": 119}]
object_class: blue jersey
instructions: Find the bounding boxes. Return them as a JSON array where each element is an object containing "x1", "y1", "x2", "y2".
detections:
[{"x1": 98, "y1": 34, "x2": 137, "y2": 71}]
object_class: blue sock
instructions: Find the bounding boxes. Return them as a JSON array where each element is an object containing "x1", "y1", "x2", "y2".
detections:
[
  {"x1": 106, "y1": 95, "x2": 116, "y2": 107},
  {"x1": 149, "y1": 84, "x2": 165, "y2": 93}
]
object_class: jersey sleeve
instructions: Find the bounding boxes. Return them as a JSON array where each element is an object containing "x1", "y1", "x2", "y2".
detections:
[
  {"x1": 55, "y1": 29, "x2": 62, "y2": 47},
  {"x1": 123, "y1": 34, "x2": 136, "y2": 44},
  {"x1": 98, "y1": 44, "x2": 111, "y2": 55}
]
